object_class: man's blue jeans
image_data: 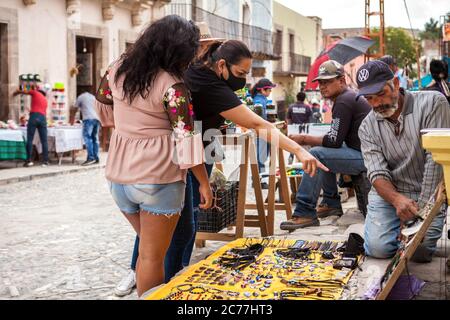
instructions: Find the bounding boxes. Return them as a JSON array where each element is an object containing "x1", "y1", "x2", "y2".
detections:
[
  {"x1": 82, "y1": 119, "x2": 100, "y2": 161},
  {"x1": 26, "y1": 112, "x2": 48, "y2": 162},
  {"x1": 364, "y1": 190, "x2": 446, "y2": 261},
  {"x1": 293, "y1": 145, "x2": 367, "y2": 219}
]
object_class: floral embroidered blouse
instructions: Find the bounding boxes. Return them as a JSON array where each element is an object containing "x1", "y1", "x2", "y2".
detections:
[
  {"x1": 94, "y1": 63, "x2": 204, "y2": 185},
  {"x1": 162, "y1": 85, "x2": 197, "y2": 140}
]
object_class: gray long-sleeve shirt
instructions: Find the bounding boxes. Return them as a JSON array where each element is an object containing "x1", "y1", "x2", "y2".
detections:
[
  {"x1": 358, "y1": 90, "x2": 450, "y2": 207},
  {"x1": 75, "y1": 92, "x2": 99, "y2": 121}
]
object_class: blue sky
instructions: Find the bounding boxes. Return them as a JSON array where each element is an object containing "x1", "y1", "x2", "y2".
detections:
[{"x1": 276, "y1": 0, "x2": 449, "y2": 30}]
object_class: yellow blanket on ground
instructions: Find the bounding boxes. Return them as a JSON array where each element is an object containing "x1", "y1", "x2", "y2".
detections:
[{"x1": 147, "y1": 238, "x2": 361, "y2": 300}]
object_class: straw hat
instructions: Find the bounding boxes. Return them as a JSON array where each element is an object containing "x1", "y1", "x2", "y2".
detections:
[{"x1": 196, "y1": 21, "x2": 226, "y2": 42}]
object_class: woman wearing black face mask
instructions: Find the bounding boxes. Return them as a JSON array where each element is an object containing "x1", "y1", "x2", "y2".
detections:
[
  {"x1": 185, "y1": 40, "x2": 327, "y2": 174},
  {"x1": 173, "y1": 40, "x2": 329, "y2": 270}
]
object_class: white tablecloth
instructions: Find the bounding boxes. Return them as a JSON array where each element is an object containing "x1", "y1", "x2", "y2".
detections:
[
  {"x1": 20, "y1": 126, "x2": 84, "y2": 154},
  {"x1": 0, "y1": 129, "x2": 25, "y2": 142},
  {"x1": 287, "y1": 123, "x2": 332, "y2": 136}
]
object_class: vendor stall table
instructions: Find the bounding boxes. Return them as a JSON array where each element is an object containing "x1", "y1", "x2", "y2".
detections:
[
  {"x1": 287, "y1": 123, "x2": 332, "y2": 136},
  {"x1": 245, "y1": 143, "x2": 293, "y2": 234},
  {"x1": 195, "y1": 132, "x2": 269, "y2": 245},
  {"x1": 0, "y1": 129, "x2": 27, "y2": 161},
  {"x1": 20, "y1": 126, "x2": 84, "y2": 165},
  {"x1": 195, "y1": 129, "x2": 295, "y2": 246}
]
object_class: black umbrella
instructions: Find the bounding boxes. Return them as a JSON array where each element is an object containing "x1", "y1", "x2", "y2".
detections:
[
  {"x1": 306, "y1": 36, "x2": 375, "y2": 90},
  {"x1": 322, "y1": 36, "x2": 375, "y2": 65}
]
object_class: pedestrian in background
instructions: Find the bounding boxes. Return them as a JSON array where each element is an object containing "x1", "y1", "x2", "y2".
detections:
[
  {"x1": 251, "y1": 78, "x2": 277, "y2": 188},
  {"x1": 73, "y1": 90, "x2": 101, "y2": 166},
  {"x1": 14, "y1": 87, "x2": 49, "y2": 167},
  {"x1": 310, "y1": 99, "x2": 323, "y2": 123},
  {"x1": 424, "y1": 59, "x2": 450, "y2": 104},
  {"x1": 286, "y1": 91, "x2": 312, "y2": 163},
  {"x1": 286, "y1": 92, "x2": 312, "y2": 126}
]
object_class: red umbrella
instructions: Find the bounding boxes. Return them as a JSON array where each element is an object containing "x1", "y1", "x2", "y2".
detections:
[{"x1": 305, "y1": 36, "x2": 375, "y2": 90}]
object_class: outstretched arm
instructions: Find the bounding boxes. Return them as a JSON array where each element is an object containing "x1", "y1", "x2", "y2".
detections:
[{"x1": 221, "y1": 105, "x2": 329, "y2": 177}]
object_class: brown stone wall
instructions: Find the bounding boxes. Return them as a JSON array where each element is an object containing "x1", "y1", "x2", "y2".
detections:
[{"x1": 0, "y1": 7, "x2": 19, "y2": 121}]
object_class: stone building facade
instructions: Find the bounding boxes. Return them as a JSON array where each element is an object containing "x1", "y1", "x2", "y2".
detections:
[{"x1": 0, "y1": 0, "x2": 171, "y2": 122}]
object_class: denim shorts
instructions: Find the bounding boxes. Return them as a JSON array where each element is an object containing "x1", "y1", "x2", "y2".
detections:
[{"x1": 107, "y1": 180, "x2": 186, "y2": 215}]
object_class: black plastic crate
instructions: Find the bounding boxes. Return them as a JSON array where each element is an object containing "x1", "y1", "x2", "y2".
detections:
[{"x1": 197, "y1": 181, "x2": 239, "y2": 233}]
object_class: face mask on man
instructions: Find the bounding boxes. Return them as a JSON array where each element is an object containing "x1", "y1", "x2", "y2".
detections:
[{"x1": 221, "y1": 62, "x2": 246, "y2": 91}]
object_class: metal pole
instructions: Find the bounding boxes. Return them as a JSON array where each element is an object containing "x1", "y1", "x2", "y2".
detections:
[
  {"x1": 365, "y1": 0, "x2": 370, "y2": 62},
  {"x1": 416, "y1": 42, "x2": 422, "y2": 89},
  {"x1": 380, "y1": 0, "x2": 385, "y2": 56}
]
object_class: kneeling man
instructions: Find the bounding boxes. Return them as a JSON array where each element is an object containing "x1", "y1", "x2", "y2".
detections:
[{"x1": 357, "y1": 60, "x2": 450, "y2": 262}]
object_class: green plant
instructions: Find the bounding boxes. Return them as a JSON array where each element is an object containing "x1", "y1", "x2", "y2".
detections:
[
  {"x1": 419, "y1": 18, "x2": 440, "y2": 40},
  {"x1": 283, "y1": 83, "x2": 296, "y2": 107},
  {"x1": 371, "y1": 27, "x2": 420, "y2": 78}
]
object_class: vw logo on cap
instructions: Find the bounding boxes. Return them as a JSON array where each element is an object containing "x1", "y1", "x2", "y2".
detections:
[{"x1": 358, "y1": 69, "x2": 370, "y2": 82}]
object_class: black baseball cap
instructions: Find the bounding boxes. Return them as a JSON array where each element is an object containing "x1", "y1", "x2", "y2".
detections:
[
  {"x1": 356, "y1": 60, "x2": 394, "y2": 99},
  {"x1": 254, "y1": 78, "x2": 276, "y2": 90},
  {"x1": 379, "y1": 55, "x2": 397, "y2": 67}
]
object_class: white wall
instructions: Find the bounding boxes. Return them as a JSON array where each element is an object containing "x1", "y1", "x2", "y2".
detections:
[
  {"x1": 250, "y1": 0, "x2": 273, "y2": 82},
  {"x1": 1, "y1": 0, "x2": 68, "y2": 87},
  {"x1": 251, "y1": 0, "x2": 272, "y2": 30},
  {"x1": 79, "y1": 0, "x2": 152, "y2": 64},
  {"x1": 79, "y1": 0, "x2": 103, "y2": 25},
  {"x1": 272, "y1": 1, "x2": 321, "y2": 102},
  {"x1": 1, "y1": 0, "x2": 157, "y2": 89},
  {"x1": 205, "y1": 0, "x2": 241, "y2": 22},
  {"x1": 106, "y1": 5, "x2": 146, "y2": 61}
]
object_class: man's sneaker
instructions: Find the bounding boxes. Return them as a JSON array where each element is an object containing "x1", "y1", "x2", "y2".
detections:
[
  {"x1": 260, "y1": 182, "x2": 269, "y2": 189},
  {"x1": 24, "y1": 161, "x2": 34, "y2": 167},
  {"x1": 94, "y1": 159, "x2": 100, "y2": 164},
  {"x1": 260, "y1": 176, "x2": 269, "y2": 189},
  {"x1": 115, "y1": 270, "x2": 136, "y2": 297},
  {"x1": 316, "y1": 204, "x2": 344, "y2": 219},
  {"x1": 41, "y1": 161, "x2": 49, "y2": 167},
  {"x1": 280, "y1": 216, "x2": 320, "y2": 231},
  {"x1": 81, "y1": 159, "x2": 96, "y2": 166}
]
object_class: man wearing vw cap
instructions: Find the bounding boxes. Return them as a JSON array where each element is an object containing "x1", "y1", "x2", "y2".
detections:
[
  {"x1": 357, "y1": 60, "x2": 450, "y2": 262},
  {"x1": 280, "y1": 60, "x2": 371, "y2": 230}
]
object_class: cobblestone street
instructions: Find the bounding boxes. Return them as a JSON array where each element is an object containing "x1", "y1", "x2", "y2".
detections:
[
  {"x1": 1, "y1": 162, "x2": 449, "y2": 300},
  {"x1": 0, "y1": 169, "x2": 140, "y2": 299}
]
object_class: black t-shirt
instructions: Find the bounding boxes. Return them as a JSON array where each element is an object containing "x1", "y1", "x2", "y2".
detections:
[
  {"x1": 322, "y1": 88, "x2": 371, "y2": 151},
  {"x1": 185, "y1": 64, "x2": 242, "y2": 136},
  {"x1": 287, "y1": 102, "x2": 312, "y2": 124}
]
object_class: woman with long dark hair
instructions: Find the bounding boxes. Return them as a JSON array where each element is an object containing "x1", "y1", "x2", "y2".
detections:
[
  {"x1": 95, "y1": 15, "x2": 212, "y2": 297},
  {"x1": 119, "y1": 40, "x2": 329, "y2": 297}
]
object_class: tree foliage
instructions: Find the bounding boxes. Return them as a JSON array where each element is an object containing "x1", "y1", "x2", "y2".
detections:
[
  {"x1": 370, "y1": 27, "x2": 419, "y2": 77},
  {"x1": 419, "y1": 18, "x2": 440, "y2": 40}
]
